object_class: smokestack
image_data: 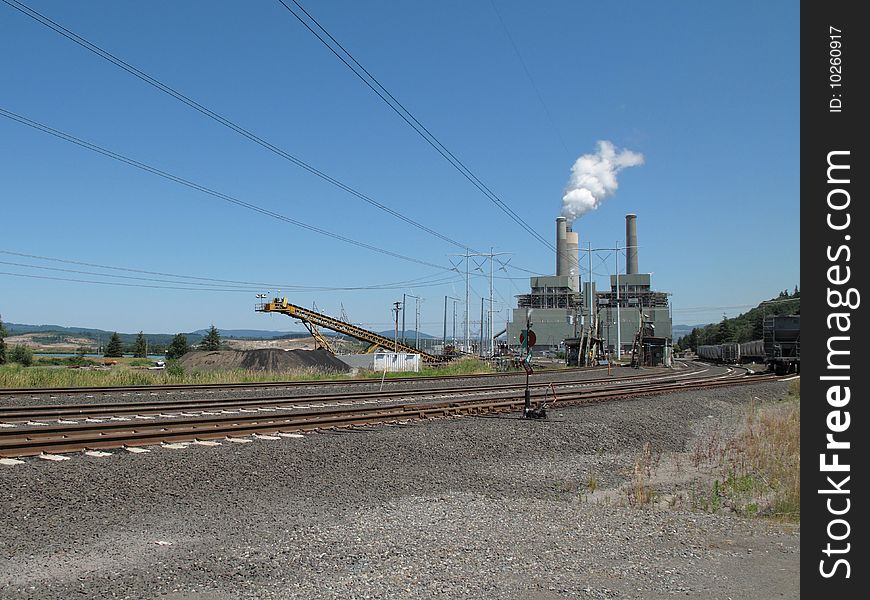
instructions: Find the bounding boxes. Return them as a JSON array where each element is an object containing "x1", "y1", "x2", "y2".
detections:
[
  {"x1": 556, "y1": 217, "x2": 568, "y2": 276},
  {"x1": 566, "y1": 228, "x2": 580, "y2": 291},
  {"x1": 625, "y1": 213, "x2": 638, "y2": 275}
]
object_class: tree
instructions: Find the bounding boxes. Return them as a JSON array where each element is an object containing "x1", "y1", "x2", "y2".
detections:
[
  {"x1": 200, "y1": 325, "x2": 222, "y2": 351},
  {"x1": 751, "y1": 312, "x2": 765, "y2": 340},
  {"x1": 166, "y1": 333, "x2": 190, "y2": 360},
  {"x1": 685, "y1": 328, "x2": 698, "y2": 351},
  {"x1": 10, "y1": 344, "x2": 34, "y2": 367},
  {"x1": 714, "y1": 316, "x2": 734, "y2": 344},
  {"x1": 105, "y1": 332, "x2": 123, "y2": 357},
  {"x1": 133, "y1": 331, "x2": 147, "y2": 358}
]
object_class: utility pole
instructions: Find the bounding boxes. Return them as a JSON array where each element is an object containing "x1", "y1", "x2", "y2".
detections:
[
  {"x1": 442, "y1": 296, "x2": 448, "y2": 349},
  {"x1": 587, "y1": 241, "x2": 593, "y2": 366},
  {"x1": 616, "y1": 240, "x2": 621, "y2": 361},
  {"x1": 404, "y1": 294, "x2": 420, "y2": 349},
  {"x1": 580, "y1": 242, "x2": 628, "y2": 364},
  {"x1": 452, "y1": 299, "x2": 457, "y2": 345},
  {"x1": 446, "y1": 296, "x2": 461, "y2": 348},
  {"x1": 489, "y1": 246, "x2": 494, "y2": 358},
  {"x1": 449, "y1": 250, "x2": 472, "y2": 354},
  {"x1": 479, "y1": 298, "x2": 485, "y2": 357},
  {"x1": 392, "y1": 301, "x2": 402, "y2": 353},
  {"x1": 450, "y1": 249, "x2": 509, "y2": 356},
  {"x1": 465, "y1": 251, "x2": 470, "y2": 352},
  {"x1": 415, "y1": 297, "x2": 421, "y2": 350}
]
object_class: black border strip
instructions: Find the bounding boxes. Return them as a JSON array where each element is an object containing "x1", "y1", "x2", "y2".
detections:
[{"x1": 802, "y1": 1, "x2": 867, "y2": 594}]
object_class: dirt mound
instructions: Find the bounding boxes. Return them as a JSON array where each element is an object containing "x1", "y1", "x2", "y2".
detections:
[{"x1": 178, "y1": 348, "x2": 350, "y2": 373}]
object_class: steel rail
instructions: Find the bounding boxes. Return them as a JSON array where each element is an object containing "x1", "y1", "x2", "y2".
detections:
[
  {"x1": 0, "y1": 364, "x2": 622, "y2": 397},
  {"x1": 0, "y1": 372, "x2": 779, "y2": 458},
  {"x1": 0, "y1": 367, "x2": 712, "y2": 421}
]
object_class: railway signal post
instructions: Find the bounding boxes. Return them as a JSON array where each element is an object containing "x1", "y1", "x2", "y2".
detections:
[{"x1": 519, "y1": 311, "x2": 544, "y2": 419}]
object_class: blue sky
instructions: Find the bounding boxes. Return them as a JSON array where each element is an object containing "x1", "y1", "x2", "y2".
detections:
[{"x1": 0, "y1": 0, "x2": 799, "y2": 336}]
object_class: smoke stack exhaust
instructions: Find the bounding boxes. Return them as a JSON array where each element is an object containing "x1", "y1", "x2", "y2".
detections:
[
  {"x1": 625, "y1": 213, "x2": 638, "y2": 274},
  {"x1": 556, "y1": 217, "x2": 568, "y2": 276}
]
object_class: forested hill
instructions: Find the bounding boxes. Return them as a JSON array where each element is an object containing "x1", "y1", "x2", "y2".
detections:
[{"x1": 678, "y1": 289, "x2": 800, "y2": 350}]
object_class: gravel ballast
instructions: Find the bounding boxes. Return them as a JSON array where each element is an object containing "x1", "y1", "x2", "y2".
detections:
[{"x1": 0, "y1": 380, "x2": 799, "y2": 599}]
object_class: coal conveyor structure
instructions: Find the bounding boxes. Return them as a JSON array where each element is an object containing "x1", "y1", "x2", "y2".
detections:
[{"x1": 256, "y1": 297, "x2": 439, "y2": 362}]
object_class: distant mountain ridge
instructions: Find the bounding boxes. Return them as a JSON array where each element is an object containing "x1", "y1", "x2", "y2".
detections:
[
  {"x1": 5, "y1": 322, "x2": 302, "y2": 344},
  {"x1": 672, "y1": 324, "x2": 710, "y2": 339},
  {"x1": 376, "y1": 329, "x2": 435, "y2": 340}
]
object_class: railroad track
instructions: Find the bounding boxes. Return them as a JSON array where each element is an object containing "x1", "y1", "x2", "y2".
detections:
[
  {"x1": 0, "y1": 366, "x2": 712, "y2": 423},
  {"x1": 0, "y1": 367, "x2": 779, "y2": 459},
  {"x1": 0, "y1": 364, "x2": 615, "y2": 398}
]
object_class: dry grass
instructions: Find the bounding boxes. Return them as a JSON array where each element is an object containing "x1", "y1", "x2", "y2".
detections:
[
  {"x1": 688, "y1": 381, "x2": 801, "y2": 520},
  {"x1": 626, "y1": 441, "x2": 662, "y2": 506},
  {"x1": 737, "y1": 388, "x2": 800, "y2": 520}
]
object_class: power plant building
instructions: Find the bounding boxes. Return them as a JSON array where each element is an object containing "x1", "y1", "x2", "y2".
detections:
[
  {"x1": 506, "y1": 217, "x2": 588, "y2": 350},
  {"x1": 507, "y1": 213, "x2": 672, "y2": 361},
  {"x1": 597, "y1": 213, "x2": 672, "y2": 356}
]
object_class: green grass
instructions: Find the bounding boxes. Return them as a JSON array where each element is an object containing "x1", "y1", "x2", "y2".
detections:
[
  {"x1": 0, "y1": 363, "x2": 353, "y2": 388},
  {"x1": 0, "y1": 357, "x2": 498, "y2": 389},
  {"x1": 362, "y1": 357, "x2": 496, "y2": 379},
  {"x1": 34, "y1": 356, "x2": 99, "y2": 367}
]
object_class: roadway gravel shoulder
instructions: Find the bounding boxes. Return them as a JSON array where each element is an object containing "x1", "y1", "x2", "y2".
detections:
[{"x1": 0, "y1": 379, "x2": 799, "y2": 599}]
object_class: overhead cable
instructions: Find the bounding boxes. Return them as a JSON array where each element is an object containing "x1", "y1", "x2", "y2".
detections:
[
  {"x1": 0, "y1": 0, "x2": 470, "y2": 251},
  {"x1": 274, "y1": 0, "x2": 554, "y2": 250},
  {"x1": 0, "y1": 107, "x2": 451, "y2": 271}
]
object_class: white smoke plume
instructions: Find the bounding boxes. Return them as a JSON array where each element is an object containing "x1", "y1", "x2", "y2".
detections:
[{"x1": 561, "y1": 140, "x2": 644, "y2": 223}]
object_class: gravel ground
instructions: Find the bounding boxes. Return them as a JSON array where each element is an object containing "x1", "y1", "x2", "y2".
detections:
[{"x1": 0, "y1": 379, "x2": 798, "y2": 599}]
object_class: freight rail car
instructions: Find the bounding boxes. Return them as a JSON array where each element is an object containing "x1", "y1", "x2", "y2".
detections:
[
  {"x1": 694, "y1": 315, "x2": 800, "y2": 374},
  {"x1": 697, "y1": 342, "x2": 740, "y2": 364},
  {"x1": 764, "y1": 315, "x2": 800, "y2": 375},
  {"x1": 739, "y1": 340, "x2": 765, "y2": 362}
]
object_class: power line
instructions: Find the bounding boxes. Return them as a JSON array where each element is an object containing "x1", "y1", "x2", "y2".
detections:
[
  {"x1": 0, "y1": 253, "x2": 460, "y2": 292},
  {"x1": 1, "y1": 0, "x2": 472, "y2": 252},
  {"x1": 0, "y1": 263, "x2": 463, "y2": 293},
  {"x1": 0, "y1": 107, "x2": 540, "y2": 288},
  {"x1": 274, "y1": 0, "x2": 554, "y2": 250},
  {"x1": 0, "y1": 250, "x2": 456, "y2": 290},
  {"x1": 488, "y1": 0, "x2": 570, "y2": 156},
  {"x1": 0, "y1": 107, "x2": 454, "y2": 272},
  {"x1": 0, "y1": 270, "x2": 265, "y2": 293},
  {"x1": 2, "y1": 0, "x2": 550, "y2": 281}
]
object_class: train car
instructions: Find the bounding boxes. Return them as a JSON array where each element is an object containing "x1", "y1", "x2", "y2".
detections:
[
  {"x1": 764, "y1": 315, "x2": 800, "y2": 374},
  {"x1": 696, "y1": 345, "x2": 721, "y2": 362},
  {"x1": 739, "y1": 340, "x2": 765, "y2": 363},
  {"x1": 720, "y1": 342, "x2": 740, "y2": 364}
]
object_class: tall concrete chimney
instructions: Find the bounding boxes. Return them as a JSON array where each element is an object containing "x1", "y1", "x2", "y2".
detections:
[
  {"x1": 625, "y1": 213, "x2": 639, "y2": 275},
  {"x1": 566, "y1": 228, "x2": 580, "y2": 291},
  {"x1": 556, "y1": 217, "x2": 568, "y2": 276}
]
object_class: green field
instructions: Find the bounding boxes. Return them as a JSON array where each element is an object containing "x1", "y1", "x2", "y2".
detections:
[{"x1": 0, "y1": 357, "x2": 501, "y2": 389}]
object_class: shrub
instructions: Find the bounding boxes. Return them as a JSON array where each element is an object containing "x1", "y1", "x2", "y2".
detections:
[
  {"x1": 10, "y1": 344, "x2": 34, "y2": 367},
  {"x1": 166, "y1": 361, "x2": 185, "y2": 377}
]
